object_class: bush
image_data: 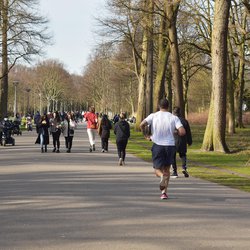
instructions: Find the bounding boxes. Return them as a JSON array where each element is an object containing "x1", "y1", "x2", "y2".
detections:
[
  {"x1": 243, "y1": 112, "x2": 250, "y2": 125},
  {"x1": 187, "y1": 111, "x2": 208, "y2": 125},
  {"x1": 187, "y1": 111, "x2": 250, "y2": 126}
]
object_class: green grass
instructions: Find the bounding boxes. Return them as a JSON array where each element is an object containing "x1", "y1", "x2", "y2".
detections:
[{"x1": 111, "y1": 124, "x2": 250, "y2": 193}]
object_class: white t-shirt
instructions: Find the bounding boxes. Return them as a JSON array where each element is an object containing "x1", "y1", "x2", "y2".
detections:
[{"x1": 145, "y1": 111, "x2": 183, "y2": 146}]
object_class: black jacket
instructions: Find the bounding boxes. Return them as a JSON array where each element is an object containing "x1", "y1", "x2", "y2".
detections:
[
  {"x1": 99, "y1": 121, "x2": 112, "y2": 139},
  {"x1": 35, "y1": 121, "x2": 50, "y2": 145},
  {"x1": 174, "y1": 117, "x2": 192, "y2": 153},
  {"x1": 114, "y1": 120, "x2": 130, "y2": 140}
]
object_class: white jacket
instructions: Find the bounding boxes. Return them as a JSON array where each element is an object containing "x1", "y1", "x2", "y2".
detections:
[{"x1": 62, "y1": 119, "x2": 76, "y2": 137}]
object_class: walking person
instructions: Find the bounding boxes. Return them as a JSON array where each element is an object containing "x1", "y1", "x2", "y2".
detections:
[
  {"x1": 140, "y1": 99, "x2": 185, "y2": 200},
  {"x1": 50, "y1": 111, "x2": 62, "y2": 153},
  {"x1": 171, "y1": 106, "x2": 192, "y2": 178},
  {"x1": 35, "y1": 114, "x2": 50, "y2": 153},
  {"x1": 34, "y1": 111, "x2": 41, "y2": 134},
  {"x1": 114, "y1": 112, "x2": 130, "y2": 166},
  {"x1": 98, "y1": 114, "x2": 112, "y2": 152},
  {"x1": 62, "y1": 112, "x2": 77, "y2": 153},
  {"x1": 84, "y1": 106, "x2": 98, "y2": 152}
]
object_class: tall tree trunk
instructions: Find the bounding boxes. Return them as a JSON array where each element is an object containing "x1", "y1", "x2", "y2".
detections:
[
  {"x1": 166, "y1": 66, "x2": 173, "y2": 112},
  {"x1": 202, "y1": 94, "x2": 214, "y2": 151},
  {"x1": 153, "y1": 7, "x2": 170, "y2": 112},
  {"x1": 135, "y1": 0, "x2": 155, "y2": 129},
  {"x1": 135, "y1": 30, "x2": 148, "y2": 130},
  {"x1": 227, "y1": 53, "x2": 235, "y2": 135},
  {"x1": 127, "y1": 77, "x2": 135, "y2": 116},
  {"x1": 145, "y1": 0, "x2": 154, "y2": 116},
  {"x1": 0, "y1": 0, "x2": 9, "y2": 118},
  {"x1": 236, "y1": 55, "x2": 245, "y2": 128},
  {"x1": 236, "y1": 1, "x2": 249, "y2": 128},
  {"x1": 166, "y1": 1, "x2": 184, "y2": 117},
  {"x1": 227, "y1": 37, "x2": 236, "y2": 134},
  {"x1": 202, "y1": 0, "x2": 230, "y2": 153}
]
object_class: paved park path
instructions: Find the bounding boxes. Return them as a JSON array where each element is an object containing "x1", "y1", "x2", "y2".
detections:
[{"x1": 0, "y1": 123, "x2": 250, "y2": 250}]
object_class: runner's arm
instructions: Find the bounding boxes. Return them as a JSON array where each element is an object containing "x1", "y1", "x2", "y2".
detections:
[
  {"x1": 139, "y1": 119, "x2": 148, "y2": 131},
  {"x1": 177, "y1": 126, "x2": 186, "y2": 136}
]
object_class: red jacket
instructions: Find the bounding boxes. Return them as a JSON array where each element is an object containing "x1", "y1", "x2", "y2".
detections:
[{"x1": 84, "y1": 112, "x2": 98, "y2": 129}]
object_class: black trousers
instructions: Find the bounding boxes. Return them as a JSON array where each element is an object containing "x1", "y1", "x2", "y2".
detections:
[
  {"x1": 65, "y1": 136, "x2": 73, "y2": 149},
  {"x1": 101, "y1": 137, "x2": 109, "y2": 151},
  {"x1": 116, "y1": 139, "x2": 128, "y2": 161},
  {"x1": 172, "y1": 151, "x2": 187, "y2": 172},
  {"x1": 52, "y1": 130, "x2": 61, "y2": 149}
]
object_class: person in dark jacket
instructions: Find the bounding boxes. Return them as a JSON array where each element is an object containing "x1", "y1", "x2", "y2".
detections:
[
  {"x1": 172, "y1": 107, "x2": 192, "y2": 178},
  {"x1": 34, "y1": 111, "x2": 41, "y2": 134},
  {"x1": 114, "y1": 112, "x2": 130, "y2": 166},
  {"x1": 35, "y1": 114, "x2": 50, "y2": 153},
  {"x1": 98, "y1": 114, "x2": 112, "y2": 152},
  {"x1": 50, "y1": 111, "x2": 62, "y2": 153},
  {"x1": 62, "y1": 111, "x2": 77, "y2": 153}
]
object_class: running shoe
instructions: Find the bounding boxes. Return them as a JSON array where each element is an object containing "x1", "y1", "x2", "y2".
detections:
[
  {"x1": 160, "y1": 193, "x2": 168, "y2": 200},
  {"x1": 171, "y1": 171, "x2": 178, "y2": 178},
  {"x1": 118, "y1": 158, "x2": 123, "y2": 166},
  {"x1": 159, "y1": 175, "x2": 167, "y2": 190},
  {"x1": 182, "y1": 169, "x2": 189, "y2": 178}
]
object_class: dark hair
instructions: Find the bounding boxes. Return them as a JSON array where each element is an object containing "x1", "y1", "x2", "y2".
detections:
[
  {"x1": 54, "y1": 111, "x2": 61, "y2": 122},
  {"x1": 159, "y1": 99, "x2": 169, "y2": 109},
  {"x1": 40, "y1": 115, "x2": 47, "y2": 121},
  {"x1": 173, "y1": 106, "x2": 181, "y2": 116},
  {"x1": 68, "y1": 111, "x2": 75, "y2": 120},
  {"x1": 100, "y1": 114, "x2": 109, "y2": 126},
  {"x1": 119, "y1": 112, "x2": 126, "y2": 120},
  {"x1": 89, "y1": 106, "x2": 95, "y2": 113}
]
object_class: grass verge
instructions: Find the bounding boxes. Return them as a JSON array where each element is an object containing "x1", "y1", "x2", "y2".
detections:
[{"x1": 110, "y1": 124, "x2": 250, "y2": 193}]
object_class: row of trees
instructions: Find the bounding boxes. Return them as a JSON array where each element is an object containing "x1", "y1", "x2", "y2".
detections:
[
  {"x1": 0, "y1": 0, "x2": 51, "y2": 116},
  {"x1": 1, "y1": 0, "x2": 250, "y2": 154},
  {"x1": 86, "y1": 0, "x2": 250, "y2": 153},
  {"x1": 7, "y1": 61, "x2": 84, "y2": 116}
]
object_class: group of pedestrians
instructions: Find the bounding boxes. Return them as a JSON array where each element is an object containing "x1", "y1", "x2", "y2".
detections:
[
  {"x1": 33, "y1": 99, "x2": 192, "y2": 201},
  {"x1": 33, "y1": 107, "x2": 131, "y2": 167},
  {"x1": 84, "y1": 106, "x2": 130, "y2": 166},
  {"x1": 35, "y1": 111, "x2": 76, "y2": 153}
]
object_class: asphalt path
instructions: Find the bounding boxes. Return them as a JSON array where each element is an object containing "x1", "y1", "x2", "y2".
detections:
[{"x1": 0, "y1": 123, "x2": 250, "y2": 250}]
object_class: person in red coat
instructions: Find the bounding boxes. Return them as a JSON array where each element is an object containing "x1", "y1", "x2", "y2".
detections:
[{"x1": 84, "y1": 106, "x2": 98, "y2": 152}]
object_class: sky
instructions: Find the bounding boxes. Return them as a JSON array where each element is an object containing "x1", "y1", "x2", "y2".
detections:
[{"x1": 38, "y1": 0, "x2": 107, "y2": 75}]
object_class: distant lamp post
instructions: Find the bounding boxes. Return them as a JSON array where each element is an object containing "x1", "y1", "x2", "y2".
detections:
[
  {"x1": 13, "y1": 80, "x2": 19, "y2": 117},
  {"x1": 25, "y1": 88, "x2": 31, "y2": 114}
]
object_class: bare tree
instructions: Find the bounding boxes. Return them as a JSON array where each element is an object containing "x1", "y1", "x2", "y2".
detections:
[
  {"x1": 229, "y1": 1, "x2": 250, "y2": 129},
  {"x1": 166, "y1": 0, "x2": 185, "y2": 117},
  {"x1": 0, "y1": 0, "x2": 51, "y2": 117},
  {"x1": 35, "y1": 60, "x2": 71, "y2": 112},
  {"x1": 0, "y1": 0, "x2": 9, "y2": 117}
]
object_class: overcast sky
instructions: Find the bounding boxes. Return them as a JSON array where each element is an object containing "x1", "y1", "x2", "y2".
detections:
[{"x1": 38, "y1": 0, "x2": 106, "y2": 75}]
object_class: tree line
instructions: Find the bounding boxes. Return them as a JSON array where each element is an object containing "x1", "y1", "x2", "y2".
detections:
[
  {"x1": 93, "y1": 0, "x2": 250, "y2": 153},
  {"x1": 1, "y1": 0, "x2": 250, "y2": 154}
]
